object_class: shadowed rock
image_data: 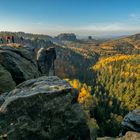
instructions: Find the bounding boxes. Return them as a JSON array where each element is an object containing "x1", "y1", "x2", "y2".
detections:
[
  {"x1": 0, "y1": 76, "x2": 90, "y2": 140},
  {"x1": 0, "y1": 45, "x2": 39, "y2": 86},
  {"x1": 0, "y1": 64, "x2": 16, "y2": 93},
  {"x1": 37, "y1": 47, "x2": 56, "y2": 76},
  {"x1": 0, "y1": 45, "x2": 56, "y2": 94},
  {"x1": 121, "y1": 110, "x2": 140, "y2": 133}
]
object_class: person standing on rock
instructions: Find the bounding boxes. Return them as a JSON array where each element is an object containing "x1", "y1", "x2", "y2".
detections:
[
  {"x1": 12, "y1": 36, "x2": 15, "y2": 43},
  {"x1": 6, "y1": 36, "x2": 11, "y2": 44},
  {"x1": 0, "y1": 37, "x2": 3, "y2": 44},
  {"x1": 20, "y1": 36, "x2": 24, "y2": 42},
  {"x1": 37, "y1": 47, "x2": 56, "y2": 76}
]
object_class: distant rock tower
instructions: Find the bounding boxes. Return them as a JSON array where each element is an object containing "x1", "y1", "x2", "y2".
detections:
[
  {"x1": 88, "y1": 36, "x2": 92, "y2": 40},
  {"x1": 37, "y1": 47, "x2": 56, "y2": 76}
]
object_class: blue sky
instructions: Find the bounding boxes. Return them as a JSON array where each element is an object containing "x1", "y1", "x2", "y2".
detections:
[{"x1": 0, "y1": 0, "x2": 140, "y2": 36}]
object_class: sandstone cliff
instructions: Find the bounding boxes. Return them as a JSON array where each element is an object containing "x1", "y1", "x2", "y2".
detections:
[
  {"x1": 55, "y1": 33, "x2": 77, "y2": 42},
  {"x1": 0, "y1": 45, "x2": 56, "y2": 94}
]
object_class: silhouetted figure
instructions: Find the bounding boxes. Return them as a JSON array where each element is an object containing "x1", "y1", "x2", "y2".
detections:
[
  {"x1": 12, "y1": 36, "x2": 15, "y2": 43},
  {"x1": 6, "y1": 36, "x2": 11, "y2": 43},
  {"x1": 0, "y1": 37, "x2": 3, "y2": 44},
  {"x1": 20, "y1": 36, "x2": 24, "y2": 41}
]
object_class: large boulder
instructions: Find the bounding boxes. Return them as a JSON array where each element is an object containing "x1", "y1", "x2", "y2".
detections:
[
  {"x1": 118, "y1": 131, "x2": 140, "y2": 140},
  {"x1": 121, "y1": 110, "x2": 140, "y2": 133},
  {"x1": 0, "y1": 45, "x2": 39, "y2": 86},
  {"x1": 0, "y1": 76, "x2": 90, "y2": 140},
  {"x1": 0, "y1": 45, "x2": 57, "y2": 94},
  {"x1": 0, "y1": 64, "x2": 16, "y2": 93},
  {"x1": 97, "y1": 131, "x2": 140, "y2": 140},
  {"x1": 97, "y1": 110, "x2": 140, "y2": 140}
]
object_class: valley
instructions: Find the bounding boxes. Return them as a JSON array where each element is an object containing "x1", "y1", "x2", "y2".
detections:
[{"x1": 0, "y1": 31, "x2": 139, "y2": 139}]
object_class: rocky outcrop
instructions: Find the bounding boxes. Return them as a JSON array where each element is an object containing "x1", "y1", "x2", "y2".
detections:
[
  {"x1": 0, "y1": 45, "x2": 39, "y2": 93},
  {"x1": 97, "y1": 110, "x2": 140, "y2": 140},
  {"x1": 97, "y1": 137, "x2": 116, "y2": 140},
  {"x1": 97, "y1": 131, "x2": 140, "y2": 140},
  {"x1": 0, "y1": 45, "x2": 57, "y2": 94},
  {"x1": 0, "y1": 76, "x2": 90, "y2": 140},
  {"x1": 55, "y1": 33, "x2": 77, "y2": 42},
  {"x1": 121, "y1": 110, "x2": 140, "y2": 133},
  {"x1": 0, "y1": 64, "x2": 16, "y2": 93},
  {"x1": 37, "y1": 47, "x2": 56, "y2": 76},
  {"x1": 118, "y1": 131, "x2": 140, "y2": 140}
]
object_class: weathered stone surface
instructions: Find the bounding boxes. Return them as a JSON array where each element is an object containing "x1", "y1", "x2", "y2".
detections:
[
  {"x1": 0, "y1": 45, "x2": 57, "y2": 94},
  {"x1": 97, "y1": 137, "x2": 116, "y2": 140},
  {"x1": 0, "y1": 76, "x2": 90, "y2": 140},
  {"x1": 121, "y1": 110, "x2": 140, "y2": 133},
  {"x1": 97, "y1": 131, "x2": 140, "y2": 140},
  {"x1": 0, "y1": 45, "x2": 39, "y2": 86},
  {"x1": 0, "y1": 64, "x2": 16, "y2": 93},
  {"x1": 37, "y1": 47, "x2": 56, "y2": 76},
  {"x1": 118, "y1": 131, "x2": 140, "y2": 140},
  {"x1": 97, "y1": 110, "x2": 140, "y2": 140}
]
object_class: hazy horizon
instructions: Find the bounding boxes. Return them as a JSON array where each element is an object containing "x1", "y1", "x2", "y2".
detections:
[{"x1": 1, "y1": 0, "x2": 140, "y2": 36}]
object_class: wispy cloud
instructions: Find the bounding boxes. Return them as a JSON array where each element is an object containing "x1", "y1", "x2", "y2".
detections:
[
  {"x1": 79, "y1": 23, "x2": 123, "y2": 32},
  {"x1": 39, "y1": 22, "x2": 140, "y2": 36},
  {"x1": 129, "y1": 13, "x2": 140, "y2": 21},
  {"x1": 36, "y1": 22, "x2": 44, "y2": 25}
]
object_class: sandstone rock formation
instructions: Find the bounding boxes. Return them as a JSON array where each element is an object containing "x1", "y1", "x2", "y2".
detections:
[
  {"x1": 37, "y1": 47, "x2": 56, "y2": 76},
  {"x1": 97, "y1": 131, "x2": 140, "y2": 140},
  {"x1": 55, "y1": 33, "x2": 77, "y2": 42},
  {"x1": 0, "y1": 45, "x2": 39, "y2": 93},
  {"x1": 97, "y1": 110, "x2": 140, "y2": 140},
  {"x1": 0, "y1": 45, "x2": 56, "y2": 94},
  {"x1": 121, "y1": 110, "x2": 140, "y2": 133},
  {"x1": 119, "y1": 131, "x2": 140, "y2": 140},
  {"x1": 0, "y1": 64, "x2": 16, "y2": 93},
  {"x1": 0, "y1": 76, "x2": 90, "y2": 140}
]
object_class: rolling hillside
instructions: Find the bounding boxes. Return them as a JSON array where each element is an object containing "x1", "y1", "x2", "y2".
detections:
[{"x1": 100, "y1": 34, "x2": 140, "y2": 55}]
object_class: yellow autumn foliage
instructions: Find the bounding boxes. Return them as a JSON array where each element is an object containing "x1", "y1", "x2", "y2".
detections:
[
  {"x1": 67, "y1": 79, "x2": 93, "y2": 104},
  {"x1": 92, "y1": 54, "x2": 140, "y2": 110},
  {"x1": 93, "y1": 55, "x2": 137, "y2": 70}
]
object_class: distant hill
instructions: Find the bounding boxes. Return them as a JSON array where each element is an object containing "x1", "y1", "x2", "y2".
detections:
[
  {"x1": 0, "y1": 31, "x2": 64, "y2": 46},
  {"x1": 60, "y1": 33, "x2": 140, "y2": 56},
  {"x1": 100, "y1": 34, "x2": 140, "y2": 55},
  {"x1": 91, "y1": 54, "x2": 140, "y2": 136},
  {"x1": 0, "y1": 31, "x2": 139, "y2": 82},
  {"x1": 54, "y1": 45, "x2": 99, "y2": 82},
  {"x1": 55, "y1": 33, "x2": 77, "y2": 42},
  {"x1": 0, "y1": 31, "x2": 140, "y2": 138},
  {"x1": 0, "y1": 31, "x2": 99, "y2": 82}
]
